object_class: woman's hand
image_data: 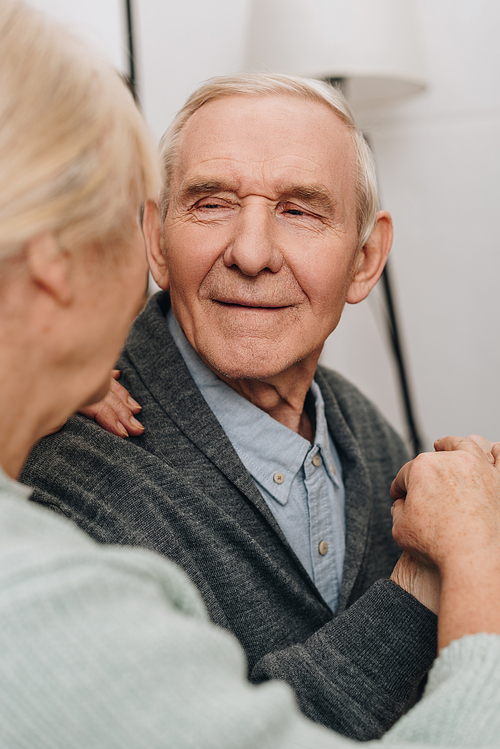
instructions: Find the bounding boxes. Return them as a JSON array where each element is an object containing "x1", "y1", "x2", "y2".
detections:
[
  {"x1": 78, "y1": 370, "x2": 144, "y2": 437},
  {"x1": 391, "y1": 436, "x2": 500, "y2": 572},
  {"x1": 390, "y1": 436, "x2": 500, "y2": 650}
]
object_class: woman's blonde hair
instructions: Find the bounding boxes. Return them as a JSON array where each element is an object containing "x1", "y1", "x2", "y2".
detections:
[
  {"x1": 159, "y1": 74, "x2": 379, "y2": 249},
  {"x1": 0, "y1": 0, "x2": 159, "y2": 261}
]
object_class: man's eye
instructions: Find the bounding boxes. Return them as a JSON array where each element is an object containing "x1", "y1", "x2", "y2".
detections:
[
  {"x1": 280, "y1": 203, "x2": 325, "y2": 222},
  {"x1": 197, "y1": 201, "x2": 224, "y2": 210},
  {"x1": 281, "y1": 203, "x2": 309, "y2": 217}
]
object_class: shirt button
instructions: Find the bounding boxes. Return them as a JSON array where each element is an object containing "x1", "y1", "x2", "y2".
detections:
[
  {"x1": 312, "y1": 454, "x2": 321, "y2": 467},
  {"x1": 318, "y1": 540, "x2": 328, "y2": 556},
  {"x1": 330, "y1": 464, "x2": 336, "y2": 474},
  {"x1": 273, "y1": 472, "x2": 285, "y2": 485}
]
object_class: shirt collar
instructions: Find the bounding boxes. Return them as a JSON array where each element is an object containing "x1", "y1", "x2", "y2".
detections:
[{"x1": 167, "y1": 310, "x2": 339, "y2": 504}]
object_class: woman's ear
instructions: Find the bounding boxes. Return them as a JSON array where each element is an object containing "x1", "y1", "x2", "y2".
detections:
[
  {"x1": 27, "y1": 232, "x2": 74, "y2": 305},
  {"x1": 142, "y1": 200, "x2": 169, "y2": 290},
  {"x1": 346, "y1": 211, "x2": 393, "y2": 305}
]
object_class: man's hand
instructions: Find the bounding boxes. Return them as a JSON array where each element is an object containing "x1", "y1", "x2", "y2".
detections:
[
  {"x1": 78, "y1": 371, "x2": 144, "y2": 438},
  {"x1": 390, "y1": 551, "x2": 440, "y2": 615},
  {"x1": 447, "y1": 433, "x2": 497, "y2": 463},
  {"x1": 391, "y1": 436, "x2": 500, "y2": 572},
  {"x1": 390, "y1": 436, "x2": 500, "y2": 650}
]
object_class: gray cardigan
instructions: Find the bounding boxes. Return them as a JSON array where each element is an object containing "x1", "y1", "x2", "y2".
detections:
[{"x1": 22, "y1": 292, "x2": 437, "y2": 740}]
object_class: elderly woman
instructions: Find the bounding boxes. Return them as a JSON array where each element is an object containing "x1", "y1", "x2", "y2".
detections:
[{"x1": 1, "y1": 1, "x2": 500, "y2": 747}]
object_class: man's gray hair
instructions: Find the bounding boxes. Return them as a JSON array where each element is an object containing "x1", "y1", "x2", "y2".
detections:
[{"x1": 159, "y1": 73, "x2": 379, "y2": 249}]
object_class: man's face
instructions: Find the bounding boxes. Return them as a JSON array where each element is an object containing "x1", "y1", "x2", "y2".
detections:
[{"x1": 162, "y1": 94, "x2": 360, "y2": 381}]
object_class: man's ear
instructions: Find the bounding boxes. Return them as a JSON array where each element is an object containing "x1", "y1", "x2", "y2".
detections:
[
  {"x1": 346, "y1": 211, "x2": 393, "y2": 305},
  {"x1": 143, "y1": 199, "x2": 169, "y2": 290},
  {"x1": 27, "y1": 232, "x2": 73, "y2": 305}
]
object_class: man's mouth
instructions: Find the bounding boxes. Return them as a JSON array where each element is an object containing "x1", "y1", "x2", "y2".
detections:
[{"x1": 213, "y1": 298, "x2": 290, "y2": 310}]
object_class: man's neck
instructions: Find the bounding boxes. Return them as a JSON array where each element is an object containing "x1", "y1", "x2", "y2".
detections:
[
  {"x1": 215, "y1": 363, "x2": 318, "y2": 440},
  {"x1": 167, "y1": 307, "x2": 321, "y2": 439}
]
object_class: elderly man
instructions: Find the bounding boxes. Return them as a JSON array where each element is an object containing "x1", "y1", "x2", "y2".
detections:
[{"x1": 22, "y1": 74, "x2": 437, "y2": 740}]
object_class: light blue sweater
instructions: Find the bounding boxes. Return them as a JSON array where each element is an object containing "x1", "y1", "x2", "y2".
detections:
[{"x1": 0, "y1": 468, "x2": 498, "y2": 748}]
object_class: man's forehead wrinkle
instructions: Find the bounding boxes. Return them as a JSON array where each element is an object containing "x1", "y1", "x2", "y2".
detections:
[
  {"x1": 177, "y1": 161, "x2": 343, "y2": 197},
  {"x1": 174, "y1": 132, "x2": 355, "y2": 220},
  {"x1": 174, "y1": 156, "x2": 255, "y2": 195},
  {"x1": 178, "y1": 121, "x2": 344, "y2": 172}
]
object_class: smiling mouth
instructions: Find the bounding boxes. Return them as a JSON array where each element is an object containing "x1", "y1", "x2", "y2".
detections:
[{"x1": 214, "y1": 299, "x2": 291, "y2": 310}]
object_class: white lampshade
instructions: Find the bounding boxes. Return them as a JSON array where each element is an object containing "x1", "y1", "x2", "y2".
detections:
[{"x1": 246, "y1": 0, "x2": 428, "y2": 105}]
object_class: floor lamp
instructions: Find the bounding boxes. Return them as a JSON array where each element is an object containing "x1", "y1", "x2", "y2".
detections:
[{"x1": 246, "y1": 0, "x2": 428, "y2": 455}]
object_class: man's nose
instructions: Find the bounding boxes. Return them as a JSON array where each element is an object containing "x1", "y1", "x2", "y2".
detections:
[{"x1": 223, "y1": 204, "x2": 283, "y2": 276}]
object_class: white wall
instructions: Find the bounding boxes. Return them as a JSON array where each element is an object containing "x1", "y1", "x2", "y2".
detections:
[
  {"x1": 30, "y1": 0, "x2": 500, "y2": 452},
  {"x1": 28, "y1": 0, "x2": 128, "y2": 72},
  {"x1": 335, "y1": 0, "x2": 500, "y2": 450},
  {"x1": 133, "y1": 0, "x2": 252, "y2": 142}
]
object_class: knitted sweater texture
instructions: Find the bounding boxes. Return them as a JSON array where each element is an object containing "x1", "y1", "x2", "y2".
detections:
[{"x1": 0, "y1": 471, "x2": 498, "y2": 749}]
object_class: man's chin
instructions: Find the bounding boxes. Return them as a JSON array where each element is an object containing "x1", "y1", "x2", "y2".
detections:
[{"x1": 200, "y1": 350, "x2": 297, "y2": 384}]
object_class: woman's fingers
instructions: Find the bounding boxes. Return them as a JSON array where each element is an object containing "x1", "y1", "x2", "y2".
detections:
[{"x1": 79, "y1": 375, "x2": 144, "y2": 437}]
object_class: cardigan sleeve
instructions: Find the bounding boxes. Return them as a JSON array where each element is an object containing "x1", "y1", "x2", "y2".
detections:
[{"x1": 250, "y1": 579, "x2": 437, "y2": 739}]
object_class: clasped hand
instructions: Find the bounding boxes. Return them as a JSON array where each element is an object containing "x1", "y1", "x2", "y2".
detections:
[
  {"x1": 391, "y1": 435, "x2": 500, "y2": 573},
  {"x1": 390, "y1": 435, "x2": 500, "y2": 648}
]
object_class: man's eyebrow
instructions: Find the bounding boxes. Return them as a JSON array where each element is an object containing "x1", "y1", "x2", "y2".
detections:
[
  {"x1": 177, "y1": 180, "x2": 337, "y2": 214},
  {"x1": 178, "y1": 179, "x2": 234, "y2": 200},
  {"x1": 279, "y1": 185, "x2": 336, "y2": 214}
]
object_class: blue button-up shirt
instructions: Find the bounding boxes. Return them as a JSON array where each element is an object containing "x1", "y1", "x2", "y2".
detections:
[{"x1": 167, "y1": 311, "x2": 346, "y2": 612}]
